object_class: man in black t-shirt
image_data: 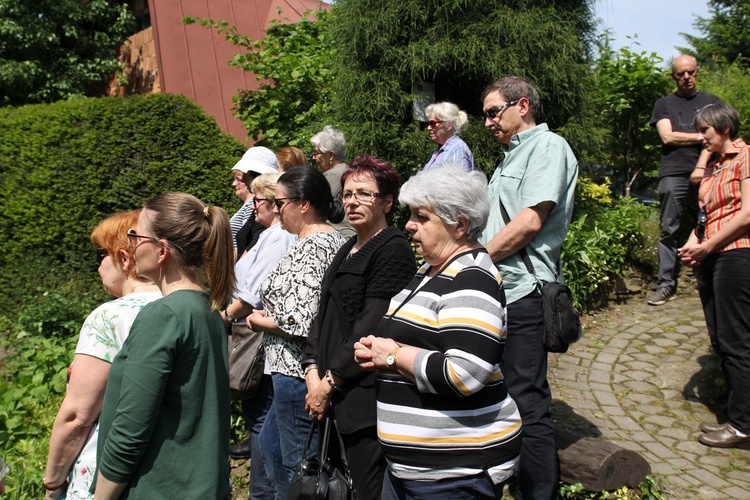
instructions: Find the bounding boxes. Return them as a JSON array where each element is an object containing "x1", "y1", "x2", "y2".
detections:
[{"x1": 648, "y1": 54, "x2": 720, "y2": 305}]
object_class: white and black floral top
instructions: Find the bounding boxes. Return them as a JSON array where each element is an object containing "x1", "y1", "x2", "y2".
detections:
[{"x1": 260, "y1": 230, "x2": 347, "y2": 378}]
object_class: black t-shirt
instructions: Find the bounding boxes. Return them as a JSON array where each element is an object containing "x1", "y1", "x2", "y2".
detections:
[{"x1": 650, "y1": 91, "x2": 720, "y2": 178}]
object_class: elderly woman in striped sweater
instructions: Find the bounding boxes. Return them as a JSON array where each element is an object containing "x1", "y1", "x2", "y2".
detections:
[{"x1": 354, "y1": 166, "x2": 522, "y2": 499}]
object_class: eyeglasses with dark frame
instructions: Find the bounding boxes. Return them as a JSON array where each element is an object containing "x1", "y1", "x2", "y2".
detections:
[
  {"x1": 482, "y1": 100, "x2": 519, "y2": 120},
  {"x1": 96, "y1": 249, "x2": 109, "y2": 264},
  {"x1": 252, "y1": 197, "x2": 270, "y2": 207},
  {"x1": 340, "y1": 190, "x2": 381, "y2": 204},
  {"x1": 127, "y1": 229, "x2": 161, "y2": 250},
  {"x1": 274, "y1": 197, "x2": 300, "y2": 210},
  {"x1": 427, "y1": 120, "x2": 444, "y2": 128}
]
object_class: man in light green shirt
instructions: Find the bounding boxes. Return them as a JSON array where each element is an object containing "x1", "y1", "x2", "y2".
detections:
[{"x1": 479, "y1": 76, "x2": 578, "y2": 500}]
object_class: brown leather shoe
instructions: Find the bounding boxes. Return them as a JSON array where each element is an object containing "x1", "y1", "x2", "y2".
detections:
[
  {"x1": 699, "y1": 424, "x2": 750, "y2": 448},
  {"x1": 700, "y1": 422, "x2": 729, "y2": 433}
]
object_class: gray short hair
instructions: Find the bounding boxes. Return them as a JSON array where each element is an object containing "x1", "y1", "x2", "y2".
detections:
[
  {"x1": 310, "y1": 126, "x2": 346, "y2": 161},
  {"x1": 693, "y1": 102, "x2": 740, "y2": 140},
  {"x1": 399, "y1": 166, "x2": 489, "y2": 242},
  {"x1": 425, "y1": 102, "x2": 469, "y2": 133}
]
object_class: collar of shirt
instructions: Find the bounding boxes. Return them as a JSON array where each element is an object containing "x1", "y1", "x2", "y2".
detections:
[
  {"x1": 714, "y1": 138, "x2": 747, "y2": 164},
  {"x1": 502, "y1": 123, "x2": 549, "y2": 153}
]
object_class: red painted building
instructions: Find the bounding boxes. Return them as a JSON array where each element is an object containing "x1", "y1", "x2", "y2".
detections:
[{"x1": 111, "y1": 0, "x2": 329, "y2": 143}]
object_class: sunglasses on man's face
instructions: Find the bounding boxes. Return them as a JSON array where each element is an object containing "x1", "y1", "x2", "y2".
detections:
[{"x1": 482, "y1": 100, "x2": 519, "y2": 120}]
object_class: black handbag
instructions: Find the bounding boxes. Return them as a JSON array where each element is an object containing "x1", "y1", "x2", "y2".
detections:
[
  {"x1": 498, "y1": 198, "x2": 582, "y2": 353},
  {"x1": 287, "y1": 417, "x2": 357, "y2": 500}
]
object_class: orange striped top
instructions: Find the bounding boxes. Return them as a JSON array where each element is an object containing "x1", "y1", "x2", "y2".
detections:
[{"x1": 699, "y1": 138, "x2": 750, "y2": 252}]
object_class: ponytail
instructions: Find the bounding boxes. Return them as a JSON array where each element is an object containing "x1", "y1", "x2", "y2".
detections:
[
  {"x1": 202, "y1": 205, "x2": 236, "y2": 310},
  {"x1": 144, "y1": 192, "x2": 236, "y2": 310}
]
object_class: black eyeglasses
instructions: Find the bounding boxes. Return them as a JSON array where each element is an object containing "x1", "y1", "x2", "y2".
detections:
[
  {"x1": 252, "y1": 197, "x2": 269, "y2": 207},
  {"x1": 274, "y1": 197, "x2": 300, "y2": 210},
  {"x1": 482, "y1": 100, "x2": 518, "y2": 120},
  {"x1": 341, "y1": 190, "x2": 381, "y2": 204},
  {"x1": 96, "y1": 249, "x2": 109, "y2": 264},
  {"x1": 696, "y1": 209, "x2": 707, "y2": 241},
  {"x1": 127, "y1": 229, "x2": 161, "y2": 249}
]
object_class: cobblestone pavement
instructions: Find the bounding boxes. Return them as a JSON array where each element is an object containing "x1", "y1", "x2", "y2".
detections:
[{"x1": 549, "y1": 280, "x2": 750, "y2": 499}]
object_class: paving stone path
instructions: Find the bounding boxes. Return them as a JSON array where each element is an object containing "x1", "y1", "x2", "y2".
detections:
[{"x1": 549, "y1": 280, "x2": 750, "y2": 499}]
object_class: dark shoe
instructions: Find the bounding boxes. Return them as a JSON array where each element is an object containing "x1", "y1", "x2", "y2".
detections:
[
  {"x1": 229, "y1": 440, "x2": 252, "y2": 459},
  {"x1": 647, "y1": 287, "x2": 676, "y2": 306},
  {"x1": 699, "y1": 424, "x2": 750, "y2": 448},
  {"x1": 700, "y1": 421, "x2": 729, "y2": 433}
]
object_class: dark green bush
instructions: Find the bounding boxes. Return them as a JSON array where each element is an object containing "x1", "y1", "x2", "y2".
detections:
[
  {"x1": 0, "y1": 94, "x2": 246, "y2": 498},
  {"x1": 0, "y1": 94, "x2": 246, "y2": 314}
]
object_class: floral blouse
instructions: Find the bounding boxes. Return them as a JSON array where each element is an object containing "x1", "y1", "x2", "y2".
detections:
[
  {"x1": 260, "y1": 231, "x2": 346, "y2": 378},
  {"x1": 64, "y1": 291, "x2": 161, "y2": 499}
]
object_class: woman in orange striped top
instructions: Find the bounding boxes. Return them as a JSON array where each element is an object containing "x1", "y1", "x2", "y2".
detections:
[{"x1": 679, "y1": 102, "x2": 750, "y2": 449}]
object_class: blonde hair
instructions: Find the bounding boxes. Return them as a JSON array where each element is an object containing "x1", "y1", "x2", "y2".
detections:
[
  {"x1": 90, "y1": 210, "x2": 140, "y2": 279},
  {"x1": 250, "y1": 173, "x2": 282, "y2": 202},
  {"x1": 143, "y1": 193, "x2": 236, "y2": 310}
]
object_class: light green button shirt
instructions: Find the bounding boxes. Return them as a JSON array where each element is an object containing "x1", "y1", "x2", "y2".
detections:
[{"x1": 479, "y1": 123, "x2": 578, "y2": 304}]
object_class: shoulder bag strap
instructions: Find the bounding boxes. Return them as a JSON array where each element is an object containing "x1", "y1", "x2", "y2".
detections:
[
  {"x1": 498, "y1": 197, "x2": 563, "y2": 285},
  {"x1": 498, "y1": 197, "x2": 537, "y2": 277}
]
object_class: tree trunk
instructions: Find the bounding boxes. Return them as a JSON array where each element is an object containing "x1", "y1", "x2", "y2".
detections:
[{"x1": 555, "y1": 427, "x2": 651, "y2": 491}]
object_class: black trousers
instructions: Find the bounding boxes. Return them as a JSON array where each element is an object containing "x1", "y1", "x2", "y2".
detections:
[
  {"x1": 697, "y1": 248, "x2": 750, "y2": 433},
  {"x1": 328, "y1": 424, "x2": 385, "y2": 500},
  {"x1": 505, "y1": 292, "x2": 559, "y2": 499}
]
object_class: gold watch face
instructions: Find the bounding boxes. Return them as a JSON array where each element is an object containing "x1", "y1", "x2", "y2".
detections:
[{"x1": 386, "y1": 352, "x2": 396, "y2": 367}]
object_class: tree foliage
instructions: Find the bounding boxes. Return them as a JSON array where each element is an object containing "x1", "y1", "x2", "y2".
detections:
[
  {"x1": 681, "y1": 0, "x2": 750, "y2": 68},
  {"x1": 700, "y1": 61, "x2": 750, "y2": 135},
  {"x1": 592, "y1": 38, "x2": 672, "y2": 195},
  {"x1": 0, "y1": 0, "x2": 135, "y2": 106},
  {"x1": 327, "y1": 0, "x2": 598, "y2": 174},
  {"x1": 185, "y1": 10, "x2": 333, "y2": 150}
]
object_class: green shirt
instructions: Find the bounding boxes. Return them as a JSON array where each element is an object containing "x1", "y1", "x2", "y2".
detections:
[
  {"x1": 480, "y1": 123, "x2": 578, "y2": 304},
  {"x1": 97, "y1": 290, "x2": 230, "y2": 499}
]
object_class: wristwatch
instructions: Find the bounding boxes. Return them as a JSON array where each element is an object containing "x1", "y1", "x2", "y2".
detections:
[
  {"x1": 223, "y1": 309, "x2": 235, "y2": 322},
  {"x1": 385, "y1": 346, "x2": 401, "y2": 368}
]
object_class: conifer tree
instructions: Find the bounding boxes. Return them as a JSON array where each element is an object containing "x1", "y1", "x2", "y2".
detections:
[{"x1": 327, "y1": 0, "x2": 597, "y2": 174}]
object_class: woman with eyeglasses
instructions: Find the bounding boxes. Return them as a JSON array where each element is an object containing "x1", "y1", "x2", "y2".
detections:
[
  {"x1": 679, "y1": 102, "x2": 750, "y2": 449},
  {"x1": 246, "y1": 166, "x2": 347, "y2": 498},
  {"x1": 44, "y1": 211, "x2": 161, "y2": 500},
  {"x1": 423, "y1": 102, "x2": 475, "y2": 172},
  {"x1": 94, "y1": 193, "x2": 235, "y2": 499},
  {"x1": 220, "y1": 173, "x2": 297, "y2": 499},
  {"x1": 301, "y1": 155, "x2": 416, "y2": 499},
  {"x1": 354, "y1": 167, "x2": 522, "y2": 499}
]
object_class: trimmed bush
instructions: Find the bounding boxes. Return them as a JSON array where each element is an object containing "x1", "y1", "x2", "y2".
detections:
[{"x1": 0, "y1": 94, "x2": 246, "y2": 315}]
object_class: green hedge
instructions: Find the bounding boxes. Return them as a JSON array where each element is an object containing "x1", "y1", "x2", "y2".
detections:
[{"x1": 0, "y1": 94, "x2": 246, "y2": 315}]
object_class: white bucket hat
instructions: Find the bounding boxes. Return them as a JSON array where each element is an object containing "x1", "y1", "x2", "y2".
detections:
[{"x1": 232, "y1": 146, "x2": 278, "y2": 175}]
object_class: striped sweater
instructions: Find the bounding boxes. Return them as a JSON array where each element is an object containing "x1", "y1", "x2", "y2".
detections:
[{"x1": 374, "y1": 249, "x2": 522, "y2": 484}]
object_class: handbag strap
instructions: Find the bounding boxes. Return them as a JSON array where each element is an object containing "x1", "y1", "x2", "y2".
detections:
[
  {"x1": 301, "y1": 420, "x2": 317, "y2": 459},
  {"x1": 319, "y1": 416, "x2": 352, "y2": 472}
]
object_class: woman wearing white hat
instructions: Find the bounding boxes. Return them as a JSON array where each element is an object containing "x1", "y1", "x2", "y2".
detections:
[{"x1": 230, "y1": 146, "x2": 279, "y2": 257}]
